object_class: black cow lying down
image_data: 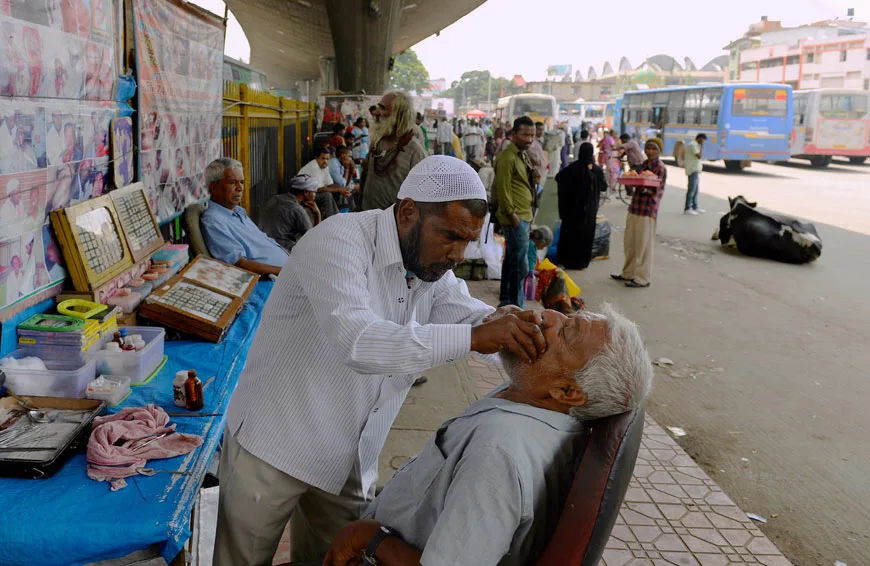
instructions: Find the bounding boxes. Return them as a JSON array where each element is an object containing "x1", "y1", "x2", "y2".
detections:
[{"x1": 712, "y1": 196, "x2": 822, "y2": 264}]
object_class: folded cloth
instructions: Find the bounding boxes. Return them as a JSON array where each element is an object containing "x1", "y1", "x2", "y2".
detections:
[{"x1": 87, "y1": 404, "x2": 203, "y2": 490}]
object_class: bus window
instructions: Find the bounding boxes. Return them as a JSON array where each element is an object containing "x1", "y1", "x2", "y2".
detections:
[
  {"x1": 515, "y1": 98, "x2": 556, "y2": 116},
  {"x1": 819, "y1": 94, "x2": 869, "y2": 119},
  {"x1": 667, "y1": 91, "x2": 685, "y2": 124},
  {"x1": 701, "y1": 88, "x2": 722, "y2": 125},
  {"x1": 731, "y1": 88, "x2": 788, "y2": 117},
  {"x1": 684, "y1": 90, "x2": 702, "y2": 125},
  {"x1": 654, "y1": 92, "x2": 669, "y2": 106}
]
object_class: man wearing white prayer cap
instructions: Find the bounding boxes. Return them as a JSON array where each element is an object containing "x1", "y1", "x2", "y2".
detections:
[{"x1": 215, "y1": 155, "x2": 548, "y2": 565}]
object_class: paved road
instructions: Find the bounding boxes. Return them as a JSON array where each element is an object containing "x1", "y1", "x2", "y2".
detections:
[{"x1": 568, "y1": 158, "x2": 870, "y2": 565}]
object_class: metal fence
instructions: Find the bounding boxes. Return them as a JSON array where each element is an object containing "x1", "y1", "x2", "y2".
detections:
[{"x1": 222, "y1": 83, "x2": 315, "y2": 224}]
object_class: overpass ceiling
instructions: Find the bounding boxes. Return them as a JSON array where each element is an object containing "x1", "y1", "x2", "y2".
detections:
[{"x1": 226, "y1": 0, "x2": 486, "y2": 90}]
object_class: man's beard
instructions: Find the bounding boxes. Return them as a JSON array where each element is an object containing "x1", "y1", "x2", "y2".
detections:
[
  {"x1": 400, "y1": 217, "x2": 456, "y2": 282},
  {"x1": 371, "y1": 112, "x2": 399, "y2": 147}
]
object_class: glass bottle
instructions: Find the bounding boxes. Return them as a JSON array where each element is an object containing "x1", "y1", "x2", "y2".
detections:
[{"x1": 184, "y1": 370, "x2": 204, "y2": 411}]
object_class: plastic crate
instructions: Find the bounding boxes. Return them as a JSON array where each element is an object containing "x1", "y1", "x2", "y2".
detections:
[
  {"x1": 0, "y1": 350, "x2": 97, "y2": 398},
  {"x1": 95, "y1": 326, "x2": 165, "y2": 382},
  {"x1": 618, "y1": 176, "x2": 661, "y2": 187}
]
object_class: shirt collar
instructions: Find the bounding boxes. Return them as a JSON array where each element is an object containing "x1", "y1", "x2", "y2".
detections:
[
  {"x1": 208, "y1": 201, "x2": 247, "y2": 219},
  {"x1": 373, "y1": 206, "x2": 405, "y2": 271},
  {"x1": 446, "y1": 389, "x2": 585, "y2": 433}
]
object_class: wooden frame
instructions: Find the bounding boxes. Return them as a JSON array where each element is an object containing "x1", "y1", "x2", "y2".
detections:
[
  {"x1": 110, "y1": 182, "x2": 164, "y2": 262},
  {"x1": 50, "y1": 195, "x2": 134, "y2": 291},
  {"x1": 139, "y1": 255, "x2": 258, "y2": 342}
]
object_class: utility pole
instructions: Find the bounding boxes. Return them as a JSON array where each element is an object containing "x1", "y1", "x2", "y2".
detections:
[{"x1": 487, "y1": 72, "x2": 492, "y2": 109}]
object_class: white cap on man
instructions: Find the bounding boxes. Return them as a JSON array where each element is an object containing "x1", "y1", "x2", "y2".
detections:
[{"x1": 397, "y1": 155, "x2": 487, "y2": 203}]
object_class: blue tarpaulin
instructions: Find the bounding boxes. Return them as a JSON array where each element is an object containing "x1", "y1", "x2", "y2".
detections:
[{"x1": 0, "y1": 281, "x2": 272, "y2": 566}]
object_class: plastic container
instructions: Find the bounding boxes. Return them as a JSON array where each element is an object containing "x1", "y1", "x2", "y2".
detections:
[
  {"x1": 86, "y1": 375, "x2": 131, "y2": 406},
  {"x1": 95, "y1": 326, "x2": 165, "y2": 382},
  {"x1": 0, "y1": 350, "x2": 97, "y2": 398}
]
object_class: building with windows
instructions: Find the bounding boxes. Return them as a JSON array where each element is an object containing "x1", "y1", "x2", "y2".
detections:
[{"x1": 727, "y1": 17, "x2": 870, "y2": 90}]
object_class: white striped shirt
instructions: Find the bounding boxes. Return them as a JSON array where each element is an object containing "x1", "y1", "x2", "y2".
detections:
[{"x1": 226, "y1": 206, "x2": 494, "y2": 495}]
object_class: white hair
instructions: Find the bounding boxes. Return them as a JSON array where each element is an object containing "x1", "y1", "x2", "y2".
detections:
[
  {"x1": 205, "y1": 157, "x2": 242, "y2": 187},
  {"x1": 568, "y1": 303, "x2": 653, "y2": 420}
]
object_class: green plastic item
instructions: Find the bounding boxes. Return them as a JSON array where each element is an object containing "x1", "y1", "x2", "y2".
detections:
[
  {"x1": 18, "y1": 314, "x2": 86, "y2": 333},
  {"x1": 130, "y1": 355, "x2": 168, "y2": 386}
]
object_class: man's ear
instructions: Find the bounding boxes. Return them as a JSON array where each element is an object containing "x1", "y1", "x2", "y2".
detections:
[
  {"x1": 395, "y1": 198, "x2": 419, "y2": 231},
  {"x1": 549, "y1": 380, "x2": 588, "y2": 407}
]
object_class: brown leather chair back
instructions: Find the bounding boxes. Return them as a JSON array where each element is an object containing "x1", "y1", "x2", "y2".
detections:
[
  {"x1": 537, "y1": 406, "x2": 645, "y2": 566},
  {"x1": 183, "y1": 202, "x2": 212, "y2": 258}
]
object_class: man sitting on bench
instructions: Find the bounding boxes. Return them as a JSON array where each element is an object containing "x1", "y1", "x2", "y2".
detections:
[{"x1": 323, "y1": 304, "x2": 654, "y2": 566}]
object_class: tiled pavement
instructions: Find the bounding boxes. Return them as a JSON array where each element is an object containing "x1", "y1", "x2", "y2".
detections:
[{"x1": 273, "y1": 352, "x2": 792, "y2": 565}]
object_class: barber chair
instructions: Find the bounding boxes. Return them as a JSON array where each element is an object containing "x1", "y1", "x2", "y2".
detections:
[
  {"x1": 537, "y1": 405, "x2": 645, "y2": 565},
  {"x1": 183, "y1": 203, "x2": 212, "y2": 258},
  {"x1": 284, "y1": 406, "x2": 645, "y2": 566}
]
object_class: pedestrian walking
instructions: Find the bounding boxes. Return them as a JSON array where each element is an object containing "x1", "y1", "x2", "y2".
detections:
[
  {"x1": 683, "y1": 133, "x2": 707, "y2": 215},
  {"x1": 610, "y1": 138, "x2": 667, "y2": 288}
]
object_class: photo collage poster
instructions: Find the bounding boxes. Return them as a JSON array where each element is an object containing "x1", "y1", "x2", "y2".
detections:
[
  {"x1": 0, "y1": 0, "x2": 117, "y2": 313},
  {"x1": 133, "y1": 0, "x2": 224, "y2": 224}
]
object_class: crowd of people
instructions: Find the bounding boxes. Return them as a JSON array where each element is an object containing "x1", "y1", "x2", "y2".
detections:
[{"x1": 190, "y1": 90, "x2": 665, "y2": 565}]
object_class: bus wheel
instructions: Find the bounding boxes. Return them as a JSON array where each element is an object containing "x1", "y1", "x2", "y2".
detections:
[
  {"x1": 809, "y1": 156, "x2": 830, "y2": 168},
  {"x1": 673, "y1": 142, "x2": 686, "y2": 168},
  {"x1": 848, "y1": 156, "x2": 866, "y2": 165},
  {"x1": 724, "y1": 160, "x2": 744, "y2": 171}
]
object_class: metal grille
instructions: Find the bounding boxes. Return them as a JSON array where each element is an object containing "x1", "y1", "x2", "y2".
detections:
[{"x1": 284, "y1": 122, "x2": 298, "y2": 186}]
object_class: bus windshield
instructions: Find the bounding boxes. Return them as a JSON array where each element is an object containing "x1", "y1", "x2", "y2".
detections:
[
  {"x1": 731, "y1": 88, "x2": 788, "y2": 117},
  {"x1": 819, "y1": 94, "x2": 869, "y2": 119},
  {"x1": 513, "y1": 97, "x2": 555, "y2": 116}
]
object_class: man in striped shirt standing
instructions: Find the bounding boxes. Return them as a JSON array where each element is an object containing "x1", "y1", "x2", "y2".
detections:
[{"x1": 214, "y1": 156, "x2": 547, "y2": 565}]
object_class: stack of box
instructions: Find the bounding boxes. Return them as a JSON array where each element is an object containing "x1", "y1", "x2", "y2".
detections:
[{"x1": 16, "y1": 311, "x2": 117, "y2": 357}]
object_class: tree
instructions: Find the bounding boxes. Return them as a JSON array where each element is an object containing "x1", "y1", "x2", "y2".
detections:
[
  {"x1": 389, "y1": 49, "x2": 431, "y2": 94},
  {"x1": 442, "y1": 70, "x2": 522, "y2": 109}
]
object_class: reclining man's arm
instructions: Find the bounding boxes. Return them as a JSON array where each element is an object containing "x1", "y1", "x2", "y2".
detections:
[{"x1": 324, "y1": 519, "x2": 422, "y2": 566}]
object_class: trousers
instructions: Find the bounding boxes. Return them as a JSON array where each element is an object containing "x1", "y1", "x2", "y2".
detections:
[
  {"x1": 213, "y1": 429, "x2": 371, "y2": 565},
  {"x1": 620, "y1": 212, "x2": 656, "y2": 286},
  {"x1": 499, "y1": 219, "x2": 531, "y2": 307},
  {"x1": 685, "y1": 172, "x2": 699, "y2": 211}
]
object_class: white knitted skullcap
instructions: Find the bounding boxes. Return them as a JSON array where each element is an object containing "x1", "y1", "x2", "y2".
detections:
[
  {"x1": 397, "y1": 155, "x2": 487, "y2": 203},
  {"x1": 289, "y1": 174, "x2": 319, "y2": 192}
]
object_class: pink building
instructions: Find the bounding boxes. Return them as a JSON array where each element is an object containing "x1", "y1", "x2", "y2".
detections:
[{"x1": 729, "y1": 19, "x2": 870, "y2": 90}]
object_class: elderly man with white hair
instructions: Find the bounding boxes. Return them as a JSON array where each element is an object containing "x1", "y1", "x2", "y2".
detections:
[
  {"x1": 324, "y1": 304, "x2": 654, "y2": 566},
  {"x1": 200, "y1": 157, "x2": 288, "y2": 276},
  {"x1": 214, "y1": 156, "x2": 549, "y2": 565},
  {"x1": 360, "y1": 91, "x2": 427, "y2": 211}
]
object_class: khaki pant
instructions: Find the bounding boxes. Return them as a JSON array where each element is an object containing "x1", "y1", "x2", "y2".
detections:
[
  {"x1": 620, "y1": 213, "x2": 656, "y2": 286},
  {"x1": 213, "y1": 429, "x2": 371, "y2": 566}
]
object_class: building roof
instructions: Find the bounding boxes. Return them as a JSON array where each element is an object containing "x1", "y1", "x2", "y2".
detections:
[{"x1": 512, "y1": 74, "x2": 527, "y2": 87}]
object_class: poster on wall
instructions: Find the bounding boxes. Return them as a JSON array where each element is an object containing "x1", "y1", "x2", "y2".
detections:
[
  {"x1": 0, "y1": 0, "x2": 117, "y2": 315},
  {"x1": 133, "y1": 0, "x2": 225, "y2": 223}
]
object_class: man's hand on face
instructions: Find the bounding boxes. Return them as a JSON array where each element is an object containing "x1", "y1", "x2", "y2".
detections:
[
  {"x1": 482, "y1": 305, "x2": 542, "y2": 325},
  {"x1": 471, "y1": 312, "x2": 546, "y2": 363},
  {"x1": 323, "y1": 519, "x2": 381, "y2": 566}
]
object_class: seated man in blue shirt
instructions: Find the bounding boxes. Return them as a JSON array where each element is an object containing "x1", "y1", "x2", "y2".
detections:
[
  {"x1": 324, "y1": 304, "x2": 653, "y2": 566},
  {"x1": 200, "y1": 157, "x2": 289, "y2": 276},
  {"x1": 328, "y1": 146, "x2": 359, "y2": 211}
]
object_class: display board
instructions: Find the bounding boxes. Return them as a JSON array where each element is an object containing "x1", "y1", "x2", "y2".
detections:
[
  {"x1": 110, "y1": 182, "x2": 163, "y2": 262},
  {"x1": 140, "y1": 255, "x2": 258, "y2": 342},
  {"x1": 0, "y1": 1, "x2": 118, "y2": 314},
  {"x1": 133, "y1": 0, "x2": 225, "y2": 223}
]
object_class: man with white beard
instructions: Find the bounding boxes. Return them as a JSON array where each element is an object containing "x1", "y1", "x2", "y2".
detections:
[{"x1": 360, "y1": 91, "x2": 427, "y2": 212}]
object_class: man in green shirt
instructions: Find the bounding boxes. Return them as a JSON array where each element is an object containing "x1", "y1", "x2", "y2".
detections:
[{"x1": 493, "y1": 116, "x2": 536, "y2": 307}]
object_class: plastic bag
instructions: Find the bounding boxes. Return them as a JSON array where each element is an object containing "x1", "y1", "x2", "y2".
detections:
[{"x1": 592, "y1": 215, "x2": 611, "y2": 259}]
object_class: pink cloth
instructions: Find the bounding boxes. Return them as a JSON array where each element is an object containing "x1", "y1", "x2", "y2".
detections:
[{"x1": 87, "y1": 404, "x2": 202, "y2": 489}]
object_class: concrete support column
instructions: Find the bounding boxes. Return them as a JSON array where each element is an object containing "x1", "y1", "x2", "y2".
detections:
[{"x1": 325, "y1": 0, "x2": 403, "y2": 94}]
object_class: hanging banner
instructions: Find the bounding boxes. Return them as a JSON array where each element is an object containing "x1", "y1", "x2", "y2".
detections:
[
  {"x1": 133, "y1": 0, "x2": 225, "y2": 223},
  {"x1": 0, "y1": 1, "x2": 117, "y2": 315}
]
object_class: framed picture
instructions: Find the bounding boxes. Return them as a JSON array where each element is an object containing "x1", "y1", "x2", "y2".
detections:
[
  {"x1": 49, "y1": 194, "x2": 133, "y2": 291},
  {"x1": 110, "y1": 182, "x2": 163, "y2": 262},
  {"x1": 181, "y1": 255, "x2": 255, "y2": 298}
]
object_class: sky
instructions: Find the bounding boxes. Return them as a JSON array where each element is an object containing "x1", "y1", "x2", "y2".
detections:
[{"x1": 192, "y1": 0, "x2": 860, "y2": 81}]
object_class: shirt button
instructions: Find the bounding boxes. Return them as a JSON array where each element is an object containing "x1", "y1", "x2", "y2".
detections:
[
  {"x1": 447, "y1": 358, "x2": 454, "y2": 363},
  {"x1": 372, "y1": 408, "x2": 379, "y2": 413}
]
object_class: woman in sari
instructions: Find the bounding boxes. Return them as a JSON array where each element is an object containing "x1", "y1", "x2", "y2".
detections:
[{"x1": 555, "y1": 142, "x2": 606, "y2": 270}]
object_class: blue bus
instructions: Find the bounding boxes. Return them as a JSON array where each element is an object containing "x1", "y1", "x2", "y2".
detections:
[{"x1": 618, "y1": 84, "x2": 793, "y2": 171}]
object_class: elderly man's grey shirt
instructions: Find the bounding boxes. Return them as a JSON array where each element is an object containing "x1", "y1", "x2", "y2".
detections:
[
  {"x1": 259, "y1": 193, "x2": 313, "y2": 251},
  {"x1": 365, "y1": 396, "x2": 588, "y2": 566}
]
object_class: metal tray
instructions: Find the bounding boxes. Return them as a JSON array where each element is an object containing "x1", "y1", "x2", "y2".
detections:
[{"x1": 0, "y1": 396, "x2": 105, "y2": 479}]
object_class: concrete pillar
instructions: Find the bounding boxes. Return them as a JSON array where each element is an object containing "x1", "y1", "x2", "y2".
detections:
[{"x1": 325, "y1": 0, "x2": 403, "y2": 94}]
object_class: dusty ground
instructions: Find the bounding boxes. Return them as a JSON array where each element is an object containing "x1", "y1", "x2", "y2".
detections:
[{"x1": 525, "y1": 157, "x2": 869, "y2": 565}]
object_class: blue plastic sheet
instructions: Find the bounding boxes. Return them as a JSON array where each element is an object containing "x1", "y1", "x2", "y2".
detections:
[
  {"x1": 0, "y1": 281, "x2": 272, "y2": 566},
  {"x1": 0, "y1": 298, "x2": 56, "y2": 358}
]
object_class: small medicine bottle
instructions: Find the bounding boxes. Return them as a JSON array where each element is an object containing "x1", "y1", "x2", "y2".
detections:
[{"x1": 184, "y1": 370, "x2": 204, "y2": 411}]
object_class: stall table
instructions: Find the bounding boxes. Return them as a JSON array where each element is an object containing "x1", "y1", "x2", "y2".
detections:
[{"x1": 0, "y1": 281, "x2": 273, "y2": 566}]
